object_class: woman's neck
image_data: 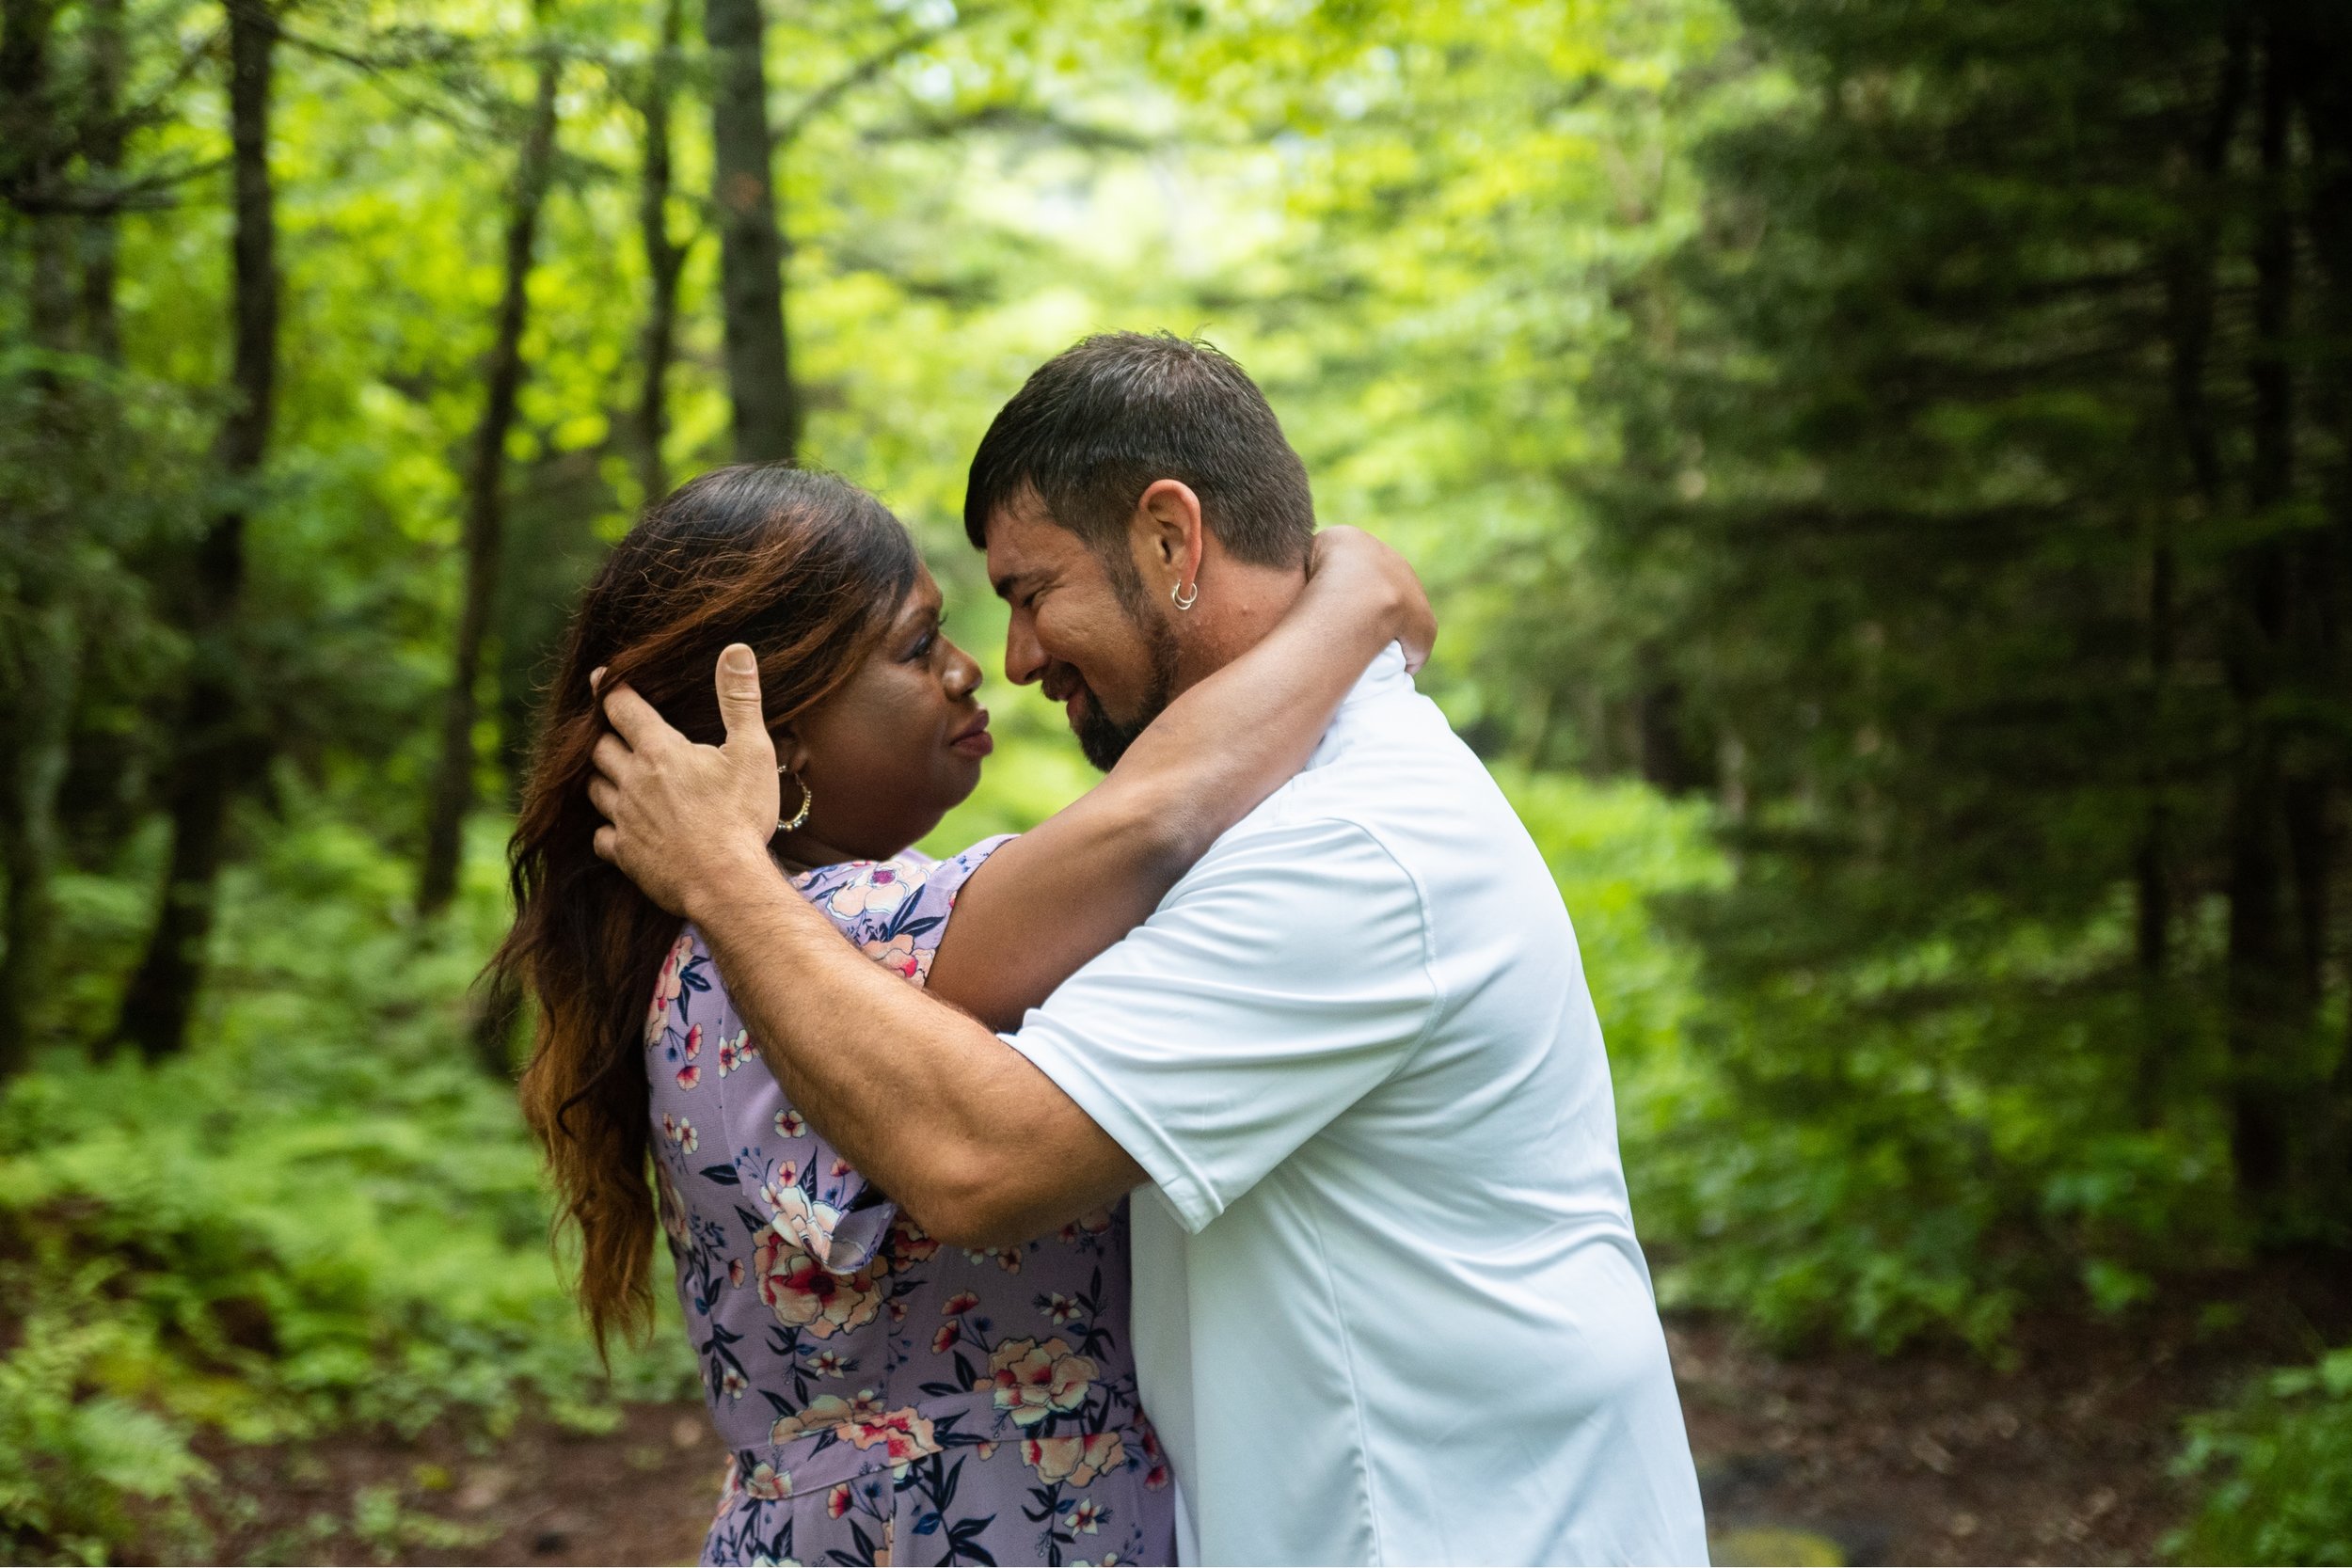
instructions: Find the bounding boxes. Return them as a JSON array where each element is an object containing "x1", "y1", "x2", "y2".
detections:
[{"x1": 772, "y1": 830, "x2": 861, "y2": 878}]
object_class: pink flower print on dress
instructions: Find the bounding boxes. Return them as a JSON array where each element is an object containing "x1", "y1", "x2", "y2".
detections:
[
  {"x1": 1139, "y1": 1422, "x2": 1170, "y2": 1491},
  {"x1": 720, "y1": 1366, "x2": 746, "y2": 1401},
  {"x1": 841, "y1": 1407, "x2": 941, "y2": 1467},
  {"x1": 764, "y1": 1182, "x2": 846, "y2": 1268},
  {"x1": 674, "y1": 1118, "x2": 697, "y2": 1154},
  {"x1": 888, "y1": 1214, "x2": 939, "y2": 1263},
  {"x1": 1041, "y1": 1292, "x2": 1081, "y2": 1325},
  {"x1": 774, "y1": 1109, "x2": 806, "y2": 1138},
  {"x1": 931, "y1": 1323, "x2": 960, "y2": 1354},
  {"x1": 941, "y1": 1291, "x2": 980, "y2": 1317},
  {"x1": 825, "y1": 861, "x2": 928, "y2": 921},
  {"x1": 827, "y1": 1483, "x2": 852, "y2": 1519},
  {"x1": 979, "y1": 1338, "x2": 1098, "y2": 1427},
  {"x1": 861, "y1": 933, "x2": 927, "y2": 983},
  {"x1": 716, "y1": 1028, "x2": 752, "y2": 1076},
  {"x1": 807, "y1": 1350, "x2": 846, "y2": 1378},
  {"x1": 656, "y1": 1171, "x2": 688, "y2": 1245},
  {"x1": 1022, "y1": 1433, "x2": 1126, "y2": 1488},
  {"x1": 728, "y1": 1257, "x2": 745, "y2": 1289},
  {"x1": 739, "y1": 1461, "x2": 789, "y2": 1500},
  {"x1": 755, "y1": 1231, "x2": 886, "y2": 1339},
  {"x1": 645, "y1": 930, "x2": 692, "y2": 1045},
  {"x1": 675, "y1": 1064, "x2": 701, "y2": 1091},
  {"x1": 767, "y1": 1389, "x2": 886, "y2": 1445},
  {"x1": 682, "y1": 1023, "x2": 702, "y2": 1060},
  {"x1": 1068, "y1": 1497, "x2": 1106, "y2": 1534}
]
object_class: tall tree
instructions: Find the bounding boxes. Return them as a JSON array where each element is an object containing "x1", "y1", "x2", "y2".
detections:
[
  {"x1": 115, "y1": 0, "x2": 280, "y2": 1058},
  {"x1": 705, "y1": 0, "x2": 796, "y2": 463},
  {"x1": 79, "y1": 0, "x2": 127, "y2": 360},
  {"x1": 417, "y1": 12, "x2": 564, "y2": 916},
  {"x1": 631, "y1": 0, "x2": 687, "y2": 501},
  {"x1": 1564, "y1": 0, "x2": 2352, "y2": 1334},
  {"x1": 0, "y1": 0, "x2": 76, "y2": 1076}
]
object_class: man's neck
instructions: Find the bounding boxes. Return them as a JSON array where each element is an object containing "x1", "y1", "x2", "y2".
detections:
[{"x1": 1173, "y1": 556, "x2": 1307, "y2": 693}]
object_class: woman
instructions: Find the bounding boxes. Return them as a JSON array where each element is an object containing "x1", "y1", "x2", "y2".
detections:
[{"x1": 496, "y1": 465, "x2": 1430, "y2": 1566}]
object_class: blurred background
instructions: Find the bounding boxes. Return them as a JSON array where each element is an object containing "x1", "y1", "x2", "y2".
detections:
[{"x1": 2, "y1": 0, "x2": 2349, "y2": 1561}]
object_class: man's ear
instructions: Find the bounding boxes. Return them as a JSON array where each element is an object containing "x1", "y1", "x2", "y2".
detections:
[{"x1": 1131, "y1": 479, "x2": 1205, "y2": 592}]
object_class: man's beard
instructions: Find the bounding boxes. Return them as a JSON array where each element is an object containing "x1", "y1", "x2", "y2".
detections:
[{"x1": 1073, "y1": 566, "x2": 1181, "y2": 771}]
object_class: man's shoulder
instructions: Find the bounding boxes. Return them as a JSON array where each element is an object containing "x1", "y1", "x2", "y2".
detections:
[{"x1": 1261, "y1": 687, "x2": 1509, "y2": 846}]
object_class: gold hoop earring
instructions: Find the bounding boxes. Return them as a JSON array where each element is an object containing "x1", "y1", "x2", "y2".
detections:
[
  {"x1": 776, "y1": 769, "x2": 813, "y2": 835},
  {"x1": 1171, "y1": 579, "x2": 1199, "y2": 611}
]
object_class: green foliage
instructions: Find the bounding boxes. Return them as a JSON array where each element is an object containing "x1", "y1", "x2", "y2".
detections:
[
  {"x1": 2173, "y1": 1348, "x2": 2352, "y2": 1566},
  {"x1": 0, "y1": 1283, "x2": 211, "y2": 1566},
  {"x1": 0, "y1": 786, "x2": 691, "y2": 1561}
]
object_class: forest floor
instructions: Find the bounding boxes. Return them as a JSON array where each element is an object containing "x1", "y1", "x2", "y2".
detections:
[{"x1": 195, "y1": 1262, "x2": 2351, "y2": 1568}]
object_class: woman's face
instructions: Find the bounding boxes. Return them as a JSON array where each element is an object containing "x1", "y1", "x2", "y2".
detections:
[{"x1": 780, "y1": 563, "x2": 992, "y2": 863}]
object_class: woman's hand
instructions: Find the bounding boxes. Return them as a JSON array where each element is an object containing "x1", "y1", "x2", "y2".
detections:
[{"x1": 1307, "y1": 526, "x2": 1438, "y2": 673}]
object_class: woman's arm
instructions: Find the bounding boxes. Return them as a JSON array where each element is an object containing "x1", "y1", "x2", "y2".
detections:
[{"x1": 922, "y1": 526, "x2": 1434, "y2": 1030}]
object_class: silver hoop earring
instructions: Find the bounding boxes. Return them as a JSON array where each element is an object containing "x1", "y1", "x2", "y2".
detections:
[
  {"x1": 1171, "y1": 579, "x2": 1199, "y2": 611},
  {"x1": 776, "y1": 769, "x2": 813, "y2": 835}
]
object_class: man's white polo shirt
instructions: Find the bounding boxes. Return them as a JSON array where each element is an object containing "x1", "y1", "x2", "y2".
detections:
[{"x1": 1006, "y1": 646, "x2": 1709, "y2": 1565}]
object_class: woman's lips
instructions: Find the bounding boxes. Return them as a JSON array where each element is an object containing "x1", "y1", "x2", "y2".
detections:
[{"x1": 950, "y1": 710, "x2": 993, "y2": 757}]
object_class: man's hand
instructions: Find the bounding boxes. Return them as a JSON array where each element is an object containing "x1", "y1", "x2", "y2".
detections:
[{"x1": 589, "y1": 643, "x2": 781, "y2": 918}]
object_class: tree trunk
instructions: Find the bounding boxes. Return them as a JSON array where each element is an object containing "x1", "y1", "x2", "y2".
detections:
[
  {"x1": 417, "y1": 30, "x2": 563, "y2": 916},
  {"x1": 2278, "y1": 0, "x2": 2352, "y2": 1187},
  {"x1": 705, "y1": 0, "x2": 798, "y2": 463},
  {"x1": 2142, "y1": 21, "x2": 2248, "y2": 1119},
  {"x1": 2221, "y1": 24, "x2": 2301, "y2": 1204},
  {"x1": 78, "y1": 0, "x2": 126, "y2": 361},
  {"x1": 0, "y1": 0, "x2": 69, "y2": 1076},
  {"x1": 114, "y1": 0, "x2": 278, "y2": 1060},
  {"x1": 632, "y1": 0, "x2": 687, "y2": 503}
]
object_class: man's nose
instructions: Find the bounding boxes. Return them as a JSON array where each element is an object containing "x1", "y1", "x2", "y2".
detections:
[{"x1": 1003, "y1": 610, "x2": 1045, "y2": 687}]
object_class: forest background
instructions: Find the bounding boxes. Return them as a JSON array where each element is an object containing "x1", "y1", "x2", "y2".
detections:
[{"x1": 2, "y1": 0, "x2": 2350, "y2": 1561}]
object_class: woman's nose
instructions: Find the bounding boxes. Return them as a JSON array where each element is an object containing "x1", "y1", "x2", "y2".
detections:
[{"x1": 945, "y1": 643, "x2": 983, "y2": 700}]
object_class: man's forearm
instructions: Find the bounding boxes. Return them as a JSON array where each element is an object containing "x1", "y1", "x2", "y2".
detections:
[{"x1": 684, "y1": 853, "x2": 1138, "y2": 1246}]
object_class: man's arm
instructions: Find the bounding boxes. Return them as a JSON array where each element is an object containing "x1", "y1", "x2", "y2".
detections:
[{"x1": 589, "y1": 648, "x2": 1143, "y2": 1248}]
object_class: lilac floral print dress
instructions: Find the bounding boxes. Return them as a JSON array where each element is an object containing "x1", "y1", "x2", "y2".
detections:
[{"x1": 645, "y1": 837, "x2": 1176, "y2": 1568}]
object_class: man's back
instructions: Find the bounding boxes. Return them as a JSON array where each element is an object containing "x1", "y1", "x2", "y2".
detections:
[{"x1": 1009, "y1": 648, "x2": 1708, "y2": 1564}]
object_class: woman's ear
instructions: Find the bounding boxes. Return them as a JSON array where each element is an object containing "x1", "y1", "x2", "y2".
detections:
[{"x1": 772, "y1": 727, "x2": 812, "y2": 776}]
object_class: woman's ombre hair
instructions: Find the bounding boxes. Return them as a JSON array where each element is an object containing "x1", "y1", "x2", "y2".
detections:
[{"x1": 494, "y1": 465, "x2": 917, "y2": 1353}]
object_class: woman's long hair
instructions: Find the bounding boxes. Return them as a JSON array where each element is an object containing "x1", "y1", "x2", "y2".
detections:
[{"x1": 494, "y1": 465, "x2": 919, "y2": 1354}]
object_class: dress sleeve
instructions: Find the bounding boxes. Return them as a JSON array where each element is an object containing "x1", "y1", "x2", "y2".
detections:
[
  {"x1": 1001, "y1": 816, "x2": 1438, "y2": 1233},
  {"x1": 719, "y1": 835, "x2": 1015, "y2": 1274}
]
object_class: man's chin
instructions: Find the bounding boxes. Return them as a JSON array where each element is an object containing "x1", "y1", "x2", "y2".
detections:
[{"x1": 1068, "y1": 690, "x2": 1149, "y2": 773}]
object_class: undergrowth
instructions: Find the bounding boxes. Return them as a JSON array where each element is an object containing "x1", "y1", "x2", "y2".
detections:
[{"x1": 0, "y1": 792, "x2": 691, "y2": 1563}]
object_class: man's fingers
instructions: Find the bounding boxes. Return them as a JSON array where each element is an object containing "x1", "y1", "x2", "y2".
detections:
[
  {"x1": 590, "y1": 732, "x2": 635, "y2": 784},
  {"x1": 586, "y1": 775, "x2": 619, "y2": 819},
  {"x1": 599, "y1": 680, "x2": 674, "y2": 752},
  {"x1": 714, "y1": 645, "x2": 773, "y2": 759},
  {"x1": 593, "y1": 824, "x2": 619, "y2": 863}
]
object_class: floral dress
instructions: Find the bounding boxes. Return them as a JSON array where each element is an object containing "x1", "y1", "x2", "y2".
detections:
[{"x1": 645, "y1": 837, "x2": 1175, "y2": 1568}]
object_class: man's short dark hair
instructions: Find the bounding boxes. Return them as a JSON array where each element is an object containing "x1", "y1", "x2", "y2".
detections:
[{"x1": 963, "y1": 331, "x2": 1315, "y2": 567}]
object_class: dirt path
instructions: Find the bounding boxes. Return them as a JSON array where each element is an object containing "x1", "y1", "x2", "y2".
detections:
[{"x1": 206, "y1": 1272, "x2": 2347, "y2": 1567}]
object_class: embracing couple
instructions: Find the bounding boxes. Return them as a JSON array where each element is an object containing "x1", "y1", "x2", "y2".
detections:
[{"x1": 496, "y1": 333, "x2": 1708, "y2": 1566}]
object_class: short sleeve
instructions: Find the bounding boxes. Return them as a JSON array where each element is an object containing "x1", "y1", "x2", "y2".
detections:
[
  {"x1": 789, "y1": 834, "x2": 1013, "y2": 990},
  {"x1": 1003, "y1": 816, "x2": 1438, "y2": 1233}
]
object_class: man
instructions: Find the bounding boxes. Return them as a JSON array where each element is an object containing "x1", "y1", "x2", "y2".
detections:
[{"x1": 590, "y1": 333, "x2": 1708, "y2": 1564}]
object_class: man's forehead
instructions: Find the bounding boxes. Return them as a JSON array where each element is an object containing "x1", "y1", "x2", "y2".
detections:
[{"x1": 984, "y1": 491, "x2": 1081, "y2": 592}]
